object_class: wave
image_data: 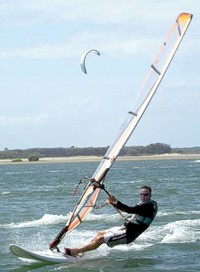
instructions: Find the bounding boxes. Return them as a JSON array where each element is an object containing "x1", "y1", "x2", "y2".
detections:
[
  {"x1": 2, "y1": 214, "x2": 69, "y2": 228},
  {"x1": 5, "y1": 214, "x2": 200, "y2": 257},
  {"x1": 5, "y1": 170, "x2": 36, "y2": 175},
  {"x1": 160, "y1": 218, "x2": 200, "y2": 243},
  {"x1": 3, "y1": 210, "x2": 200, "y2": 252},
  {"x1": 2, "y1": 212, "x2": 122, "y2": 230},
  {"x1": 3, "y1": 209, "x2": 200, "y2": 228},
  {"x1": 157, "y1": 210, "x2": 200, "y2": 217},
  {"x1": 1, "y1": 191, "x2": 10, "y2": 195}
]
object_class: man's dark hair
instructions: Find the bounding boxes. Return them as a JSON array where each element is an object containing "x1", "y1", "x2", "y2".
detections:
[{"x1": 140, "y1": 185, "x2": 152, "y2": 194}]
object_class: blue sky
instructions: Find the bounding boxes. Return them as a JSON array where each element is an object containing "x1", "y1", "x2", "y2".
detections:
[{"x1": 0, "y1": 0, "x2": 199, "y2": 150}]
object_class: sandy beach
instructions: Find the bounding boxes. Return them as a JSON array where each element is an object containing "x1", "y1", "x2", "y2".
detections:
[{"x1": 1, "y1": 153, "x2": 200, "y2": 165}]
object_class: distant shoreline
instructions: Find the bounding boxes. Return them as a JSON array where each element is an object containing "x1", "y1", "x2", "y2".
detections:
[{"x1": 0, "y1": 153, "x2": 200, "y2": 165}]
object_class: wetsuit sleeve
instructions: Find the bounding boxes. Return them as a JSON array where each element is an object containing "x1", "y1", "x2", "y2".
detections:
[{"x1": 114, "y1": 200, "x2": 142, "y2": 214}]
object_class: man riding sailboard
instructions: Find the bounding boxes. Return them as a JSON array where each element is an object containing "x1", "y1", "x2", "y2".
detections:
[
  {"x1": 49, "y1": 13, "x2": 192, "y2": 258},
  {"x1": 60, "y1": 186, "x2": 158, "y2": 257}
]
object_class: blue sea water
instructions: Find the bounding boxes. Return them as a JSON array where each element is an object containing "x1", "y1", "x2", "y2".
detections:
[{"x1": 0, "y1": 159, "x2": 200, "y2": 271}]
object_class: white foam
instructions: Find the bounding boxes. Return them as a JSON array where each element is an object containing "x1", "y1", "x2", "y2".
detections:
[
  {"x1": 194, "y1": 160, "x2": 200, "y2": 163},
  {"x1": 2, "y1": 211, "x2": 118, "y2": 229},
  {"x1": 1, "y1": 191, "x2": 10, "y2": 195},
  {"x1": 4, "y1": 214, "x2": 69, "y2": 228},
  {"x1": 161, "y1": 218, "x2": 200, "y2": 243},
  {"x1": 158, "y1": 210, "x2": 200, "y2": 217}
]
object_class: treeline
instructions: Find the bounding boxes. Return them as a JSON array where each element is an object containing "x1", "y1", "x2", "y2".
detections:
[
  {"x1": 0, "y1": 143, "x2": 183, "y2": 160},
  {"x1": 1, "y1": 143, "x2": 200, "y2": 160}
]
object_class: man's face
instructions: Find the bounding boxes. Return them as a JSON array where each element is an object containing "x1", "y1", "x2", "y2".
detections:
[{"x1": 139, "y1": 188, "x2": 151, "y2": 203}]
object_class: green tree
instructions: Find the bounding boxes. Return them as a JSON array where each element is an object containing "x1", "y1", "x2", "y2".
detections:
[{"x1": 28, "y1": 155, "x2": 39, "y2": 161}]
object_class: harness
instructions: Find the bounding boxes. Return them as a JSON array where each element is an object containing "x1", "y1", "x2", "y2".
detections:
[{"x1": 135, "y1": 215, "x2": 153, "y2": 225}]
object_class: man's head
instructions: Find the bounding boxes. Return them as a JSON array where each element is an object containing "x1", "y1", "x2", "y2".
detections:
[{"x1": 139, "y1": 185, "x2": 152, "y2": 202}]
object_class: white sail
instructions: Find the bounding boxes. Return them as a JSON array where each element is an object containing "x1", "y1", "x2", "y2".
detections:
[{"x1": 91, "y1": 12, "x2": 193, "y2": 183}]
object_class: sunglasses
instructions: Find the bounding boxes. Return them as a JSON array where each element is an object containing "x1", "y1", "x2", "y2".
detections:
[{"x1": 139, "y1": 193, "x2": 150, "y2": 196}]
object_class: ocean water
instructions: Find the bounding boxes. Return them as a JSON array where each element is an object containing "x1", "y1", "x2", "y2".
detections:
[{"x1": 0, "y1": 159, "x2": 200, "y2": 272}]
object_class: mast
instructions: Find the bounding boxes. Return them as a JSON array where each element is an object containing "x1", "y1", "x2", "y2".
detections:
[{"x1": 49, "y1": 13, "x2": 193, "y2": 249}]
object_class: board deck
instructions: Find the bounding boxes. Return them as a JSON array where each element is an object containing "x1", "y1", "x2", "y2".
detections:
[{"x1": 9, "y1": 244, "x2": 81, "y2": 264}]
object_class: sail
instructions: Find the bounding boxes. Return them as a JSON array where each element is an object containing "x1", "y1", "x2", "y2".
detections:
[
  {"x1": 91, "y1": 12, "x2": 192, "y2": 182},
  {"x1": 50, "y1": 13, "x2": 192, "y2": 249}
]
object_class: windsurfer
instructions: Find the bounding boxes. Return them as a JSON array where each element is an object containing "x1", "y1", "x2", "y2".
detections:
[{"x1": 64, "y1": 185, "x2": 158, "y2": 257}]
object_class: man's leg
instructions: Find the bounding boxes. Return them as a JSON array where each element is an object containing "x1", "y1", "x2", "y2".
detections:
[{"x1": 67, "y1": 231, "x2": 106, "y2": 256}]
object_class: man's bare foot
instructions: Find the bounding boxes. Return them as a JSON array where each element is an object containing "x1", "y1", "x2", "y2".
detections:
[{"x1": 64, "y1": 247, "x2": 84, "y2": 257}]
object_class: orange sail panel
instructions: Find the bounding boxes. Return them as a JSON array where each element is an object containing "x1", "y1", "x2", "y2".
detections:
[
  {"x1": 50, "y1": 13, "x2": 192, "y2": 247},
  {"x1": 66, "y1": 186, "x2": 100, "y2": 233}
]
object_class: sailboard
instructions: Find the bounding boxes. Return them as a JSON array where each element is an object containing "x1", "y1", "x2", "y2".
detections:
[
  {"x1": 10, "y1": 13, "x2": 192, "y2": 263},
  {"x1": 9, "y1": 244, "x2": 81, "y2": 264}
]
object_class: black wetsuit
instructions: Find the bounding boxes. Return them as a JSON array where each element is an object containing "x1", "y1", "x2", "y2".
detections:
[{"x1": 114, "y1": 199, "x2": 158, "y2": 243}]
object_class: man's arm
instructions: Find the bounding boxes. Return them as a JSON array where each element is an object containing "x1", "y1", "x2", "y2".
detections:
[
  {"x1": 107, "y1": 195, "x2": 140, "y2": 214},
  {"x1": 115, "y1": 200, "x2": 141, "y2": 214}
]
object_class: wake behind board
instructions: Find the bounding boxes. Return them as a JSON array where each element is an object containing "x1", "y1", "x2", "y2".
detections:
[{"x1": 9, "y1": 244, "x2": 81, "y2": 264}]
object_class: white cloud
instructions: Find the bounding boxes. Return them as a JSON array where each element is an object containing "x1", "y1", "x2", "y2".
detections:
[
  {"x1": 0, "y1": 1, "x2": 197, "y2": 60},
  {"x1": 0, "y1": 113, "x2": 49, "y2": 126},
  {"x1": 0, "y1": 0, "x2": 197, "y2": 29},
  {"x1": 0, "y1": 30, "x2": 163, "y2": 60},
  {"x1": 0, "y1": 39, "x2": 141, "y2": 60}
]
